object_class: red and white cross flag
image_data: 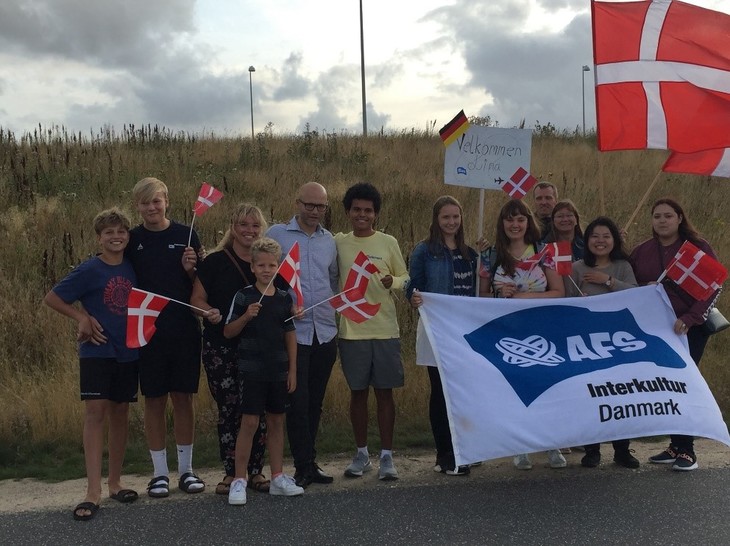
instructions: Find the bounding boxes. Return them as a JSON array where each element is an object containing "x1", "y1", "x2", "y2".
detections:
[
  {"x1": 343, "y1": 251, "x2": 380, "y2": 291},
  {"x1": 329, "y1": 288, "x2": 381, "y2": 324},
  {"x1": 502, "y1": 167, "x2": 538, "y2": 199},
  {"x1": 516, "y1": 245, "x2": 550, "y2": 271},
  {"x1": 592, "y1": 0, "x2": 730, "y2": 153},
  {"x1": 665, "y1": 241, "x2": 728, "y2": 301},
  {"x1": 193, "y1": 183, "x2": 224, "y2": 217},
  {"x1": 126, "y1": 288, "x2": 170, "y2": 348},
  {"x1": 278, "y1": 242, "x2": 304, "y2": 307},
  {"x1": 662, "y1": 148, "x2": 730, "y2": 178},
  {"x1": 544, "y1": 241, "x2": 573, "y2": 276}
]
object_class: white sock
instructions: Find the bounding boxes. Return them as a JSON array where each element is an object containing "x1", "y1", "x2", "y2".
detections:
[
  {"x1": 177, "y1": 444, "x2": 193, "y2": 475},
  {"x1": 150, "y1": 449, "x2": 169, "y2": 477},
  {"x1": 381, "y1": 449, "x2": 393, "y2": 459},
  {"x1": 357, "y1": 446, "x2": 369, "y2": 458}
]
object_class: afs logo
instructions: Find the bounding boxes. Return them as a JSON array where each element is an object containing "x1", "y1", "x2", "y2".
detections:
[{"x1": 464, "y1": 305, "x2": 686, "y2": 406}]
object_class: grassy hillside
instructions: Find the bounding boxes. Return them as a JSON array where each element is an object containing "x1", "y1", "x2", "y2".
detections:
[{"x1": 0, "y1": 124, "x2": 727, "y2": 472}]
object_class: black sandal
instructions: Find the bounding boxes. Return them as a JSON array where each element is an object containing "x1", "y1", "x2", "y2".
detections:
[
  {"x1": 147, "y1": 476, "x2": 170, "y2": 498},
  {"x1": 179, "y1": 472, "x2": 205, "y2": 494},
  {"x1": 72, "y1": 501, "x2": 99, "y2": 521}
]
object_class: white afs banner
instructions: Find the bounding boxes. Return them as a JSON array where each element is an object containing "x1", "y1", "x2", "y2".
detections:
[
  {"x1": 418, "y1": 286, "x2": 730, "y2": 466},
  {"x1": 443, "y1": 125, "x2": 532, "y2": 190}
]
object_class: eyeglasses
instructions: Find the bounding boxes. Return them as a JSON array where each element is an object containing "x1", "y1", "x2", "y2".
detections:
[
  {"x1": 554, "y1": 213, "x2": 575, "y2": 220},
  {"x1": 297, "y1": 200, "x2": 328, "y2": 212}
]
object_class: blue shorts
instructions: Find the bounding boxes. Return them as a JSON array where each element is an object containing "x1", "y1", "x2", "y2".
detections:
[{"x1": 79, "y1": 357, "x2": 138, "y2": 403}]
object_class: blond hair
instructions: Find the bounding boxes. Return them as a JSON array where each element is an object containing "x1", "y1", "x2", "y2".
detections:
[
  {"x1": 215, "y1": 203, "x2": 268, "y2": 251},
  {"x1": 132, "y1": 177, "x2": 168, "y2": 204},
  {"x1": 93, "y1": 207, "x2": 132, "y2": 234},
  {"x1": 251, "y1": 237, "x2": 281, "y2": 263}
]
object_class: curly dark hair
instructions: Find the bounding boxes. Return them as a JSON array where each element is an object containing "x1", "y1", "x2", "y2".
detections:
[{"x1": 342, "y1": 182, "x2": 382, "y2": 214}]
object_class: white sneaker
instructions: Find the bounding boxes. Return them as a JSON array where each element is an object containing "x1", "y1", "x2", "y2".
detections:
[
  {"x1": 378, "y1": 454, "x2": 399, "y2": 481},
  {"x1": 344, "y1": 451, "x2": 372, "y2": 477},
  {"x1": 513, "y1": 453, "x2": 532, "y2": 470},
  {"x1": 270, "y1": 474, "x2": 304, "y2": 496},
  {"x1": 548, "y1": 449, "x2": 567, "y2": 469},
  {"x1": 228, "y1": 478, "x2": 247, "y2": 505}
]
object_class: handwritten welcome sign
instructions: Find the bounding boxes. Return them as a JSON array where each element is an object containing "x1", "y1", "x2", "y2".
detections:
[{"x1": 444, "y1": 126, "x2": 532, "y2": 190}]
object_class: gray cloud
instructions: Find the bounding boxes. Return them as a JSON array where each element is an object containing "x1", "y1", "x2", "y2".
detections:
[
  {"x1": 427, "y1": 2, "x2": 593, "y2": 130},
  {"x1": 0, "y1": 0, "x2": 196, "y2": 70},
  {"x1": 272, "y1": 52, "x2": 311, "y2": 101}
]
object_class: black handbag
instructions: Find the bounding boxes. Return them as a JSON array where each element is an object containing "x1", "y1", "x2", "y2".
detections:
[{"x1": 703, "y1": 307, "x2": 730, "y2": 335}]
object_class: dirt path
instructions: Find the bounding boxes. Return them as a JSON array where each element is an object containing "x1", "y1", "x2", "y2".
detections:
[{"x1": 2, "y1": 438, "x2": 728, "y2": 514}]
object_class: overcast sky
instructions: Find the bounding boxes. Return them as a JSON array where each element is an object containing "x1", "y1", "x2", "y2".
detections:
[{"x1": 0, "y1": 0, "x2": 726, "y2": 136}]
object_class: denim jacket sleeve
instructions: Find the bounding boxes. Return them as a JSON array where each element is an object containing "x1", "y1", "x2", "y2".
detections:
[{"x1": 406, "y1": 242, "x2": 428, "y2": 301}]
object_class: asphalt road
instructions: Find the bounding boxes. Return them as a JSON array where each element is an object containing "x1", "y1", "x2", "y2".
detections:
[{"x1": 2, "y1": 468, "x2": 728, "y2": 545}]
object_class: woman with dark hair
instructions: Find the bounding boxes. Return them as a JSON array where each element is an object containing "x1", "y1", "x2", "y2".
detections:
[
  {"x1": 630, "y1": 198, "x2": 720, "y2": 471},
  {"x1": 545, "y1": 200, "x2": 584, "y2": 259},
  {"x1": 190, "y1": 203, "x2": 270, "y2": 494},
  {"x1": 487, "y1": 199, "x2": 566, "y2": 470},
  {"x1": 407, "y1": 195, "x2": 478, "y2": 476},
  {"x1": 568, "y1": 216, "x2": 639, "y2": 469}
]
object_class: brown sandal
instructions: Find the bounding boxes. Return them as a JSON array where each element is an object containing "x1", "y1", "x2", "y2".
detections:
[
  {"x1": 215, "y1": 476, "x2": 234, "y2": 495},
  {"x1": 247, "y1": 474, "x2": 270, "y2": 493}
]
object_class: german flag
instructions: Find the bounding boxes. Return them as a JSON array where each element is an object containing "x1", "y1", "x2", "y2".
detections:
[{"x1": 439, "y1": 110, "x2": 469, "y2": 147}]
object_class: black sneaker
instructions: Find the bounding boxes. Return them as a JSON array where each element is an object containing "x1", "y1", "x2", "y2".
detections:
[
  {"x1": 648, "y1": 444, "x2": 678, "y2": 464},
  {"x1": 310, "y1": 462, "x2": 334, "y2": 484},
  {"x1": 581, "y1": 450, "x2": 601, "y2": 468},
  {"x1": 672, "y1": 450, "x2": 698, "y2": 471},
  {"x1": 613, "y1": 449, "x2": 640, "y2": 469},
  {"x1": 294, "y1": 467, "x2": 313, "y2": 488}
]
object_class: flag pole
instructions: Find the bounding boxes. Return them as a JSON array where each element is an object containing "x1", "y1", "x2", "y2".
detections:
[
  {"x1": 187, "y1": 214, "x2": 197, "y2": 248},
  {"x1": 598, "y1": 151, "x2": 606, "y2": 216},
  {"x1": 567, "y1": 275, "x2": 585, "y2": 297},
  {"x1": 475, "y1": 188, "x2": 485, "y2": 296},
  {"x1": 622, "y1": 169, "x2": 663, "y2": 234},
  {"x1": 134, "y1": 288, "x2": 210, "y2": 315},
  {"x1": 284, "y1": 287, "x2": 359, "y2": 322}
]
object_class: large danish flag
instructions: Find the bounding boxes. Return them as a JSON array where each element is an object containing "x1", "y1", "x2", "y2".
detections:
[
  {"x1": 126, "y1": 288, "x2": 170, "y2": 348},
  {"x1": 665, "y1": 241, "x2": 727, "y2": 301},
  {"x1": 278, "y1": 242, "x2": 304, "y2": 307},
  {"x1": 592, "y1": 0, "x2": 730, "y2": 152},
  {"x1": 193, "y1": 183, "x2": 224, "y2": 216},
  {"x1": 663, "y1": 148, "x2": 730, "y2": 178}
]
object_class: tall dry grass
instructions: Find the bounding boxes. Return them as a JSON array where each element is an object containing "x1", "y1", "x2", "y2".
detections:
[{"x1": 0, "y1": 124, "x2": 727, "y2": 448}]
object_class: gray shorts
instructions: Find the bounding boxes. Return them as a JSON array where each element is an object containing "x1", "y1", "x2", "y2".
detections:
[{"x1": 338, "y1": 338, "x2": 404, "y2": 390}]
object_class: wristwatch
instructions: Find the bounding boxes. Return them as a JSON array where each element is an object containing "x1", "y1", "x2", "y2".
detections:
[{"x1": 605, "y1": 276, "x2": 613, "y2": 287}]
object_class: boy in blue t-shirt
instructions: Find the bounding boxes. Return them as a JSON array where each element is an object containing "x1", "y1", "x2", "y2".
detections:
[
  {"x1": 224, "y1": 237, "x2": 303, "y2": 504},
  {"x1": 44, "y1": 208, "x2": 139, "y2": 521}
]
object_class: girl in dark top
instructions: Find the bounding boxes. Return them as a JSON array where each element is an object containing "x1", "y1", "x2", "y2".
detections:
[{"x1": 630, "y1": 198, "x2": 720, "y2": 472}]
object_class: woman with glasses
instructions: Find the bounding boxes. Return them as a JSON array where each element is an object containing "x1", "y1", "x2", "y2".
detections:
[
  {"x1": 543, "y1": 199, "x2": 584, "y2": 261},
  {"x1": 190, "y1": 203, "x2": 271, "y2": 495}
]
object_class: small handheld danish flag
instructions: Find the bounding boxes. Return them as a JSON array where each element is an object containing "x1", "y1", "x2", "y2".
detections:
[
  {"x1": 278, "y1": 242, "x2": 304, "y2": 307},
  {"x1": 193, "y1": 183, "x2": 224, "y2": 217},
  {"x1": 126, "y1": 288, "x2": 170, "y2": 348},
  {"x1": 665, "y1": 241, "x2": 727, "y2": 301}
]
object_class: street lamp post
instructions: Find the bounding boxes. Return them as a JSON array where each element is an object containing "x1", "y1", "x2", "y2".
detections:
[
  {"x1": 582, "y1": 65, "x2": 591, "y2": 136},
  {"x1": 248, "y1": 66, "x2": 256, "y2": 140},
  {"x1": 359, "y1": 0, "x2": 367, "y2": 136}
]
